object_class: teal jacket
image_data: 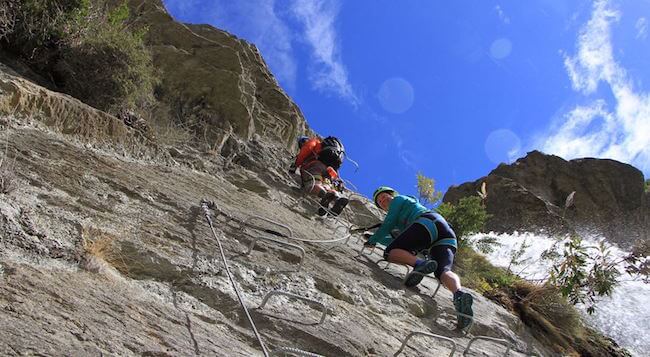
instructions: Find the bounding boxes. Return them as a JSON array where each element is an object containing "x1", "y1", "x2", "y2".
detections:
[
  {"x1": 367, "y1": 195, "x2": 457, "y2": 249},
  {"x1": 367, "y1": 195, "x2": 429, "y2": 246}
]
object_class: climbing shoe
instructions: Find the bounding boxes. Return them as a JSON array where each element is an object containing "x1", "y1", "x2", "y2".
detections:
[
  {"x1": 404, "y1": 260, "x2": 438, "y2": 287},
  {"x1": 317, "y1": 192, "x2": 337, "y2": 216},
  {"x1": 453, "y1": 291, "x2": 474, "y2": 330},
  {"x1": 330, "y1": 197, "x2": 349, "y2": 216}
]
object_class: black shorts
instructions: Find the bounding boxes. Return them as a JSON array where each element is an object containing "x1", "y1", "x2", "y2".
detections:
[{"x1": 384, "y1": 217, "x2": 456, "y2": 279}]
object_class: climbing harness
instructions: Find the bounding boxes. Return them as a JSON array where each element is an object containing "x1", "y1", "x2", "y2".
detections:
[{"x1": 201, "y1": 200, "x2": 269, "y2": 357}]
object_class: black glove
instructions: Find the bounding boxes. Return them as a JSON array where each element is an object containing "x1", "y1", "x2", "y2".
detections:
[
  {"x1": 363, "y1": 241, "x2": 376, "y2": 247},
  {"x1": 363, "y1": 233, "x2": 373, "y2": 241},
  {"x1": 288, "y1": 164, "x2": 297, "y2": 175}
]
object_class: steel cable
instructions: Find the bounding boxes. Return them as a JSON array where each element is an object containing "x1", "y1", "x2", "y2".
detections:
[{"x1": 201, "y1": 200, "x2": 269, "y2": 357}]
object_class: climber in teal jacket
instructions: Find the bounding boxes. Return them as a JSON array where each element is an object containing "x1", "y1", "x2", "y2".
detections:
[
  {"x1": 365, "y1": 186, "x2": 473, "y2": 329},
  {"x1": 366, "y1": 195, "x2": 457, "y2": 249}
]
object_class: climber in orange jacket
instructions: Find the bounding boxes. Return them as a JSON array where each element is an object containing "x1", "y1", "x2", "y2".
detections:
[{"x1": 289, "y1": 136, "x2": 348, "y2": 216}]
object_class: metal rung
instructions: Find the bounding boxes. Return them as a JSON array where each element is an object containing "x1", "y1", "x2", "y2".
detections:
[
  {"x1": 393, "y1": 331, "x2": 457, "y2": 357},
  {"x1": 246, "y1": 236, "x2": 306, "y2": 271},
  {"x1": 463, "y1": 336, "x2": 513, "y2": 356},
  {"x1": 270, "y1": 347, "x2": 324, "y2": 357},
  {"x1": 258, "y1": 290, "x2": 329, "y2": 325},
  {"x1": 245, "y1": 215, "x2": 293, "y2": 238}
]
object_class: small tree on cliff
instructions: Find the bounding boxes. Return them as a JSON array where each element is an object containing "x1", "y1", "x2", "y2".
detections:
[
  {"x1": 436, "y1": 196, "x2": 489, "y2": 247},
  {"x1": 0, "y1": 0, "x2": 158, "y2": 114},
  {"x1": 416, "y1": 172, "x2": 442, "y2": 206},
  {"x1": 544, "y1": 236, "x2": 649, "y2": 314}
]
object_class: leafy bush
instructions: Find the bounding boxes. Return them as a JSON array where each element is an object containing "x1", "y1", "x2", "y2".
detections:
[
  {"x1": 548, "y1": 236, "x2": 649, "y2": 314},
  {"x1": 0, "y1": 0, "x2": 88, "y2": 69},
  {"x1": 454, "y1": 246, "x2": 518, "y2": 294},
  {"x1": 437, "y1": 196, "x2": 490, "y2": 245},
  {"x1": 0, "y1": 0, "x2": 158, "y2": 113},
  {"x1": 645, "y1": 179, "x2": 649, "y2": 192}
]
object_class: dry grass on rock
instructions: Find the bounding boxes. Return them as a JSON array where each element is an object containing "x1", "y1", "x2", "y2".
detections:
[{"x1": 81, "y1": 227, "x2": 128, "y2": 276}]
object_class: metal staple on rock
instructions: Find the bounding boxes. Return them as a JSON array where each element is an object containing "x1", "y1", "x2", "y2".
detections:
[
  {"x1": 207, "y1": 199, "x2": 353, "y2": 244},
  {"x1": 463, "y1": 336, "x2": 513, "y2": 356},
  {"x1": 200, "y1": 200, "x2": 269, "y2": 357}
]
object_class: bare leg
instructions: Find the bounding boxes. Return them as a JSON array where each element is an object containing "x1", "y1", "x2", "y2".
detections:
[
  {"x1": 387, "y1": 249, "x2": 418, "y2": 266},
  {"x1": 440, "y1": 271, "x2": 462, "y2": 293}
]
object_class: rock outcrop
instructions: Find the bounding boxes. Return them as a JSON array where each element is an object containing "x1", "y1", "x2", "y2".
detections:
[
  {"x1": 444, "y1": 150, "x2": 649, "y2": 248},
  {"x1": 128, "y1": 0, "x2": 308, "y2": 154}
]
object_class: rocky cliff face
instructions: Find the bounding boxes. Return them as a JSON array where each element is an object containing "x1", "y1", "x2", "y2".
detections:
[
  {"x1": 126, "y1": 0, "x2": 308, "y2": 155},
  {"x1": 0, "y1": 70, "x2": 556, "y2": 355},
  {"x1": 444, "y1": 151, "x2": 649, "y2": 248},
  {"x1": 0, "y1": 3, "x2": 632, "y2": 356}
]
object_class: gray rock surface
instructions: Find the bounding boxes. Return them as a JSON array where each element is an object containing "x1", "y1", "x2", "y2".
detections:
[{"x1": 0, "y1": 69, "x2": 553, "y2": 356}]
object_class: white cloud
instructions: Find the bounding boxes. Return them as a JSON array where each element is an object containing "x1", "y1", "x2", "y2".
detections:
[
  {"x1": 636, "y1": 17, "x2": 648, "y2": 40},
  {"x1": 164, "y1": 0, "x2": 358, "y2": 105},
  {"x1": 291, "y1": 0, "x2": 359, "y2": 106},
  {"x1": 495, "y1": 5, "x2": 511, "y2": 24},
  {"x1": 391, "y1": 130, "x2": 417, "y2": 171},
  {"x1": 539, "y1": 0, "x2": 650, "y2": 173}
]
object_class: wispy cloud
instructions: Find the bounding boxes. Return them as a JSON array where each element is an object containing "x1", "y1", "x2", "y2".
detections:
[
  {"x1": 163, "y1": 0, "x2": 198, "y2": 18},
  {"x1": 539, "y1": 0, "x2": 650, "y2": 173},
  {"x1": 495, "y1": 5, "x2": 511, "y2": 25},
  {"x1": 164, "y1": 0, "x2": 357, "y2": 105},
  {"x1": 391, "y1": 130, "x2": 418, "y2": 171},
  {"x1": 636, "y1": 17, "x2": 648, "y2": 40},
  {"x1": 291, "y1": 0, "x2": 359, "y2": 106}
]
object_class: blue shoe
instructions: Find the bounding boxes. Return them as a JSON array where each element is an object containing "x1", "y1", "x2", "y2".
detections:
[
  {"x1": 404, "y1": 260, "x2": 438, "y2": 287},
  {"x1": 454, "y1": 292, "x2": 474, "y2": 329}
]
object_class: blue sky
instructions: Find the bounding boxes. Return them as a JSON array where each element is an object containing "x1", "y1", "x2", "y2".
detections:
[{"x1": 163, "y1": 0, "x2": 650, "y2": 201}]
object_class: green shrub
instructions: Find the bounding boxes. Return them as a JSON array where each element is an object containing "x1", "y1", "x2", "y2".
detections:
[
  {"x1": 56, "y1": 1, "x2": 158, "y2": 113},
  {"x1": 549, "y1": 236, "x2": 627, "y2": 314},
  {"x1": 0, "y1": 0, "x2": 88, "y2": 69},
  {"x1": 437, "y1": 196, "x2": 490, "y2": 245},
  {"x1": 454, "y1": 246, "x2": 518, "y2": 294},
  {"x1": 0, "y1": 0, "x2": 158, "y2": 113},
  {"x1": 645, "y1": 179, "x2": 649, "y2": 192}
]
